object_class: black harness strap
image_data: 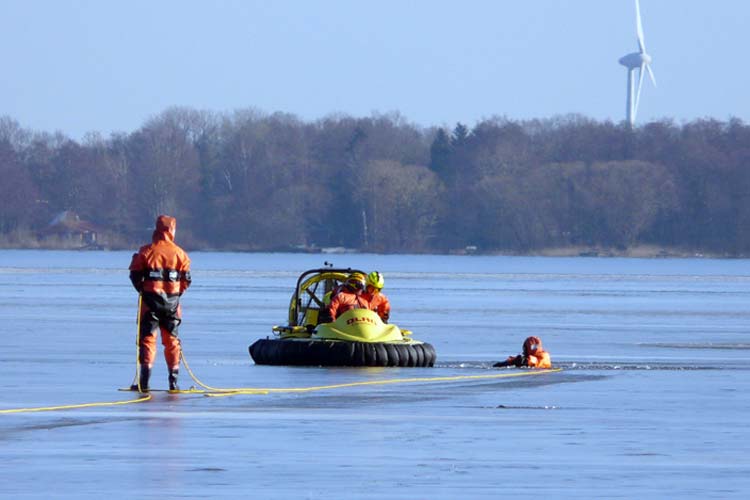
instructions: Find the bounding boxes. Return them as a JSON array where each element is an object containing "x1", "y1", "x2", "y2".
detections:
[{"x1": 143, "y1": 268, "x2": 191, "y2": 282}]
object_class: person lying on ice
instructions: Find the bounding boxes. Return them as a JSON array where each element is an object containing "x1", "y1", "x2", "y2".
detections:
[{"x1": 493, "y1": 336, "x2": 552, "y2": 368}]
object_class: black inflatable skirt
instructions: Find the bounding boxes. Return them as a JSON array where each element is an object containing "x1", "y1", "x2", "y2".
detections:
[{"x1": 249, "y1": 338, "x2": 437, "y2": 367}]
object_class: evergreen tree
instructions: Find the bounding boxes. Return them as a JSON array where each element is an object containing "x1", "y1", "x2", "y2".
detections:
[
  {"x1": 451, "y1": 122, "x2": 470, "y2": 148},
  {"x1": 429, "y1": 128, "x2": 452, "y2": 180}
]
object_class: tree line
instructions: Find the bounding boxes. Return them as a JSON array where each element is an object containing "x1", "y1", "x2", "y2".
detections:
[{"x1": 1, "y1": 108, "x2": 749, "y2": 255}]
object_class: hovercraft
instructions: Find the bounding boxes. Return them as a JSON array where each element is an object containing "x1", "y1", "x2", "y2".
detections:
[{"x1": 249, "y1": 267, "x2": 436, "y2": 367}]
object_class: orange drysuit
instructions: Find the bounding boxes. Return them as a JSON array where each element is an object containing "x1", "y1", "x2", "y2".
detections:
[
  {"x1": 363, "y1": 288, "x2": 391, "y2": 322},
  {"x1": 328, "y1": 290, "x2": 370, "y2": 321},
  {"x1": 494, "y1": 335, "x2": 552, "y2": 369},
  {"x1": 129, "y1": 215, "x2": 191, "y2": 373}
]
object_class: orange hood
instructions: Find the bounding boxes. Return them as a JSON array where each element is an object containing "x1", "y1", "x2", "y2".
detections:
[
  {"x1": 523, "y1": 336, "x2": 544, "y2": 356},
  {"x1": 152, "y1": 215, "x2": 176, "y2": 243}
]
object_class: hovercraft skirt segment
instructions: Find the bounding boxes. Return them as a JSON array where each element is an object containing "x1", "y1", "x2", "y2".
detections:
[{"x1": 249, "y1": 338, "x2": 437, "y2": 367}]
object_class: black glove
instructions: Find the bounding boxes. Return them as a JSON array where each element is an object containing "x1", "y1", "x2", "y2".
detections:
[{"x1": 129, "y1": 270, "x2": 144, "y2": 292}]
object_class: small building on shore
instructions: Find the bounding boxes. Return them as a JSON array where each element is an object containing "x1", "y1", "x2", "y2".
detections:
[{"x1": 42, "y1": 211, "x2": 100, "y2": 248}]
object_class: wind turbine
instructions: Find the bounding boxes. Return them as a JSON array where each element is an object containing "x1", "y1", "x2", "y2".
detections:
[{"x1": 618, "y1": 0, "x2": 656, "y2": 127}]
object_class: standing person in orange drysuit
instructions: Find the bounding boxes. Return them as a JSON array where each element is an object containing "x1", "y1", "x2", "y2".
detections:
[
  {"x1": 493, "y1": 336, "x2": 552, "y2": 369},
  {"x1": 328, "y1": 273, "x2": 370, "y2": 321},
  {"x1": 362, "y1": 271, "x2": 391, "y2": 323},
  {"x1": 129, "y1": 215, "x2": 191, "y2": 391}
]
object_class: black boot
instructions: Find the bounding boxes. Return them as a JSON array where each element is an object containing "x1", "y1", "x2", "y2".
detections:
[
  {"x1": 130, "y1": 364, "x2": 151, "y2": 391},
  {"x1": 168, "y1": 369, "x2": 179, "y2": 391},
  {"x1": 138, "y1": 364, "x2": 151, "y2": 392}
]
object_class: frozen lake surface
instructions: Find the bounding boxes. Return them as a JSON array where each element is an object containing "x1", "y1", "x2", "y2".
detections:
[{"x1": 1, "y1": 250, "x2": 749, "y2": 498}]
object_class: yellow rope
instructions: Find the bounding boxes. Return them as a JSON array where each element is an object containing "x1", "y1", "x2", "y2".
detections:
[
  {"x1": 178, "y1": 337, "x2": 561, "y2": 398},
  {"x1": 180, "y1": 350, "x2": 269, "y2": 394},
  {"x1": 203, "y1": 368, "x2": 563, "y2": 398},
  {"x1": 0, "y1": 370, "x2": 560, "y2": 413},
  {"x1": 129, "y1": 294, "x2": 143, "y2": 391},
  {"x1": 0, "y1": 393, "x2": 152, "y2": 414},
  {"x1": 0, "y1": 357, "x2": 560, "y2": 414},
  {"x1": 181, "y1": 340, "x2": 561, "y2": 398}
]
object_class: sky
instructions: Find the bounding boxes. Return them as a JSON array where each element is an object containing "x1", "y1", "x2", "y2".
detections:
[{"x1": 1, "y1": 0, "x2": 748, "y2": 139}]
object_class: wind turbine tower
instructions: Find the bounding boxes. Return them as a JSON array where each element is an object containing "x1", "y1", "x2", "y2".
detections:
[{"x1": 618, "y1": 0, "x2": 656, "y2": 127}]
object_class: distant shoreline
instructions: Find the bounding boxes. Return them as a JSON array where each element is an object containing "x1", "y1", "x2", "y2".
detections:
[
  {"x1": 0, "y1": 242, "x2": 738, "y2": 259},
  {"x1": 513, "y1": 245, "x2": 723, "y2": 259}
]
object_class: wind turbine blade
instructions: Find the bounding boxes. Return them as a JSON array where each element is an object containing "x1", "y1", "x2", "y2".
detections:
[
  {"x1": 646, "y1": 63, "x2": 657, "y2": 87},
  {"x1": 636, "y1": 0, "x2": 646, "y2": 52},
  {"x1": 634, "y1": 64, "x2": 646, "y2": 121}
]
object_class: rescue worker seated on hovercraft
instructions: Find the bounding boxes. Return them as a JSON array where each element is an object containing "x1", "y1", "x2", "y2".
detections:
[
  {"x1": 493, "y1": 336, "x2": 552, "y2": 369},
  {"x1": 128, "y1": 215, "x2": 192, "y2": 391},
  {"x1": 325, "y1": 271, "x2": 364, "y2": 303},
  {"x1": 362, "y1": 271, "x2": 391, "y2": 323},
  {"x1": 327, "y1": 273, "x2": 370, "y2": 321}
]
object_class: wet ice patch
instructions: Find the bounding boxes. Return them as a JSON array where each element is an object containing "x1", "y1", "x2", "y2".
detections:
[
  {"x1": 641, "y1": 342, "x2": 750, "y2": 350},
  {"x1": 495, "y1": 404, "x2": 559, "y2": 410}
]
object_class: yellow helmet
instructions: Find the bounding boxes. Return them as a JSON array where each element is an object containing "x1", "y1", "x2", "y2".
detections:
[
  {"x1": 366, "y1": 271, "x2": 384, "y2": 290},
  {"x1": 345, "y1": 272, "x2": 366, "y2": 291}
]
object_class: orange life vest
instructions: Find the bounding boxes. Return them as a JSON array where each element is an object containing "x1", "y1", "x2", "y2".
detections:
[{"x1": 328, "y1": 291, "x2": 370, "y2": 321}]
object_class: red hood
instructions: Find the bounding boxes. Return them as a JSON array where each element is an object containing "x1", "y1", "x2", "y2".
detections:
[{"x1": 152, "y1": 215, "x2": 176, "y2": 243}]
